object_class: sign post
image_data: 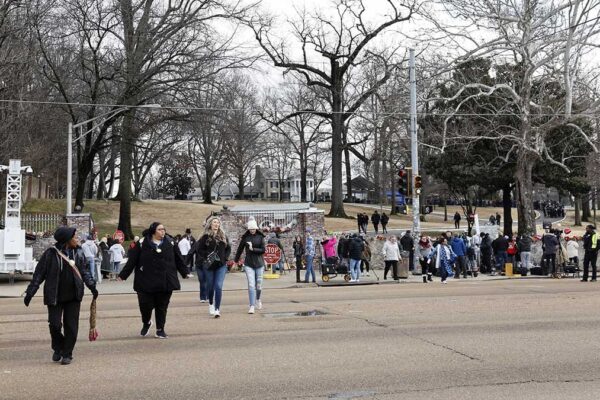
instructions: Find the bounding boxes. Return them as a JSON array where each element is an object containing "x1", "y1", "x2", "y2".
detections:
[{"x1": 263, "y1": 243, "x2": 282, "y2": 279}]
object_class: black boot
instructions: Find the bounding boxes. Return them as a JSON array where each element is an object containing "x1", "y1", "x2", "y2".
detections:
[{"x1": 422, "y1": 275, "x2": 427, "y2": 283}]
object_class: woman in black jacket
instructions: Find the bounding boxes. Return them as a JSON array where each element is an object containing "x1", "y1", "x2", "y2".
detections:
[
  {"x1": 119, "y1": 222, "x2": 189, "y2": 339},
  {"x1": 195, "y1": 216, "x2": 231, "y2": 318},
  {"x1": 234, "y1": 218, "x2": 266, "y2": 314},
  {"x1": 24, "y1": 227, "x2": 98, "y2": 365}
]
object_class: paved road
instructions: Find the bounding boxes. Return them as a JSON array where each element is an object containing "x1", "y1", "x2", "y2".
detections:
[{"x1": 2, "y1": 279, "x2": 600, "y2": 399}]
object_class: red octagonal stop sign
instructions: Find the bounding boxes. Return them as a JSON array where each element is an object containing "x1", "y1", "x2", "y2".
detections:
[{"x1": 263, "y1": 243, "x2": 282, "y2": 264}]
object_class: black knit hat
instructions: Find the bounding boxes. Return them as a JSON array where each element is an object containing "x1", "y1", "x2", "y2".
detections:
[{"x1": 54, "y1": 227, "x2": 77, "y2": 244}]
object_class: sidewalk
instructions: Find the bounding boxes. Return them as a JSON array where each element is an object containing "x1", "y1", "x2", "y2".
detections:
[{"x1": 0, "y1": 268, "x2": 556, "y2": 298}]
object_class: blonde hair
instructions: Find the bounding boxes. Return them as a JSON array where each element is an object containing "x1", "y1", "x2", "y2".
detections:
[{"x1": 204, "y1": 216, "x2": 226, "y2": 242}]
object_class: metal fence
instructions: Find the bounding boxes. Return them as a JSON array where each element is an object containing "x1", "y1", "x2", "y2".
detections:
[
  {"x1": 231, "y1": 210, "x2": 299, "y2": 231},
  {"x1": 0, "y1": 212, "x2": 65, "y2": 233}
]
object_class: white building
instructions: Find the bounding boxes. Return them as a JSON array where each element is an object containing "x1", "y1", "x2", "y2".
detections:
[{"x1": 255, "y1": 166, "x2": 315, "y2": 202}]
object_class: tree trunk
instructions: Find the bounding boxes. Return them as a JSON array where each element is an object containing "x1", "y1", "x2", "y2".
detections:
[
  {"x1": 328, "y1": 69, "x2": 347, "y2": 218},
  {"x1": 75, "y1": 161, "x2": 92, "y2": 210},
  {"x1": 502, "y1": 184, "x2": 513, "y2": 236},
  {"x1": 344, "y1": 146, "x2": 352, "y2": 200},
  {"x1": 515, "y1": 152, "x2": 536, "y2": 236},
  {"x1": 373, "y1": 123, "x2": 380, "y2": 204},
  {"x1": 203, "y1": 169, "x2": 213, "y2": 204},
  {"x1": 97, "y1": 150, "x2": 106, "y2": 200},
  {"x1": 582, "y1": 191, "x2": 591, "y2": 222},
  {"x1": 117, "y1": 109, "x2": 137, "y2": 239},
  {"x1": 574, "y1": 195, "x2": 582, "y2": 226},
  {"x1": 237, "y1": 173, "x2": 245, "y2": 200},
  {"x1": 443, "y1": 198, "x2": 448, "y2": 221}
]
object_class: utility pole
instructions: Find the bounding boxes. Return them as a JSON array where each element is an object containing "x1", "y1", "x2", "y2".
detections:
[{"x1": 409, "y1": 49, "x2": 421, "y2": 272}]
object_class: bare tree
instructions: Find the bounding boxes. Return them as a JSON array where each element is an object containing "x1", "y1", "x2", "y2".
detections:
[{"x1": 245, "y1": 0, "x2": 419, "y2": 217}]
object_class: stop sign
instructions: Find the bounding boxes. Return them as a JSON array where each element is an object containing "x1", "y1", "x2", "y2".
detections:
[
  {"x1": 263, "y1": 243, "x2": 282, "y2": 264},
  {"x1": 113, "y1": 230, "x2": 125, "y2": 243}
]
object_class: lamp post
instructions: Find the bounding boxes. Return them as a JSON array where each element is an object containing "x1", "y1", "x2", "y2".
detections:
[{"x1": 66, "y1": 104, "x2": 161, "y2": 214}]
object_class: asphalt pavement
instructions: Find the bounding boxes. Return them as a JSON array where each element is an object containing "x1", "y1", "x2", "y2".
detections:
[{"x1": 3, "y1": 276, "x2": 600, "y2": 399}]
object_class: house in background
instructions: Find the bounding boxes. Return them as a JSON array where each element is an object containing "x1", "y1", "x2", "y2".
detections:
[
  {"x1": 254, "y1": 166, "x2": 315, "y2": 202},
  {"x1": 187, "y1": 183, "x2": 260, "y2": 201}
]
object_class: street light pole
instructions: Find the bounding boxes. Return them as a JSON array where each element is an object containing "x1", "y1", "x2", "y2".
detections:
[
  {"x1": 409, "y1": 49, "x2": 421, "y2": 272},
  {"x1": 67, "y1": 122, "x2": 73, "y2": 215}
]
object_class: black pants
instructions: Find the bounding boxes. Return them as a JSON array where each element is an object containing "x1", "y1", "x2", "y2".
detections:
[
  {"x1": 384, "y1": 260, "x2": 398, "y2": 279},
  {"x1": 543, "y1": 254, "x2": 557, "y2": 275},
  {"x1": 454, "y1": 221, "x2": 460, "y2": 229},
  {"x1": 455, "y1": 255, "x2": 467, "y2": 277},
  {"x1": 137, "y1": 291, "x2": 173, "y2": 330},
  {"x1": 360, "y1": 260, "x2": 370, "y2": 273},
  {"x1": 373, "y1": 223, "x2": 379, "y2": 233},
  {"x1": 48, "y1": 300, "x2": 81, "y2": 358},
  {"x1": 481, "y1": 251, "x2": 492, "y2": 273},
  {"x1": 583, "y1": 252, "x2": 598, "y2": 280},
  {"x1": 420, "y1": 257, "x2": 432, "y2": 276},
  {"x1": 382, "y1": 223, "x2": 388, "y2": 233}
]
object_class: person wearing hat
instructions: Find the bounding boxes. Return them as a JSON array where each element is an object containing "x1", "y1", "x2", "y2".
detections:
[
  {"x1": 581, "y1": 225, "x2": 598, "y2": 282},
  {"x1": 119, "y1": 222, "x2": 190, "y2": 338},
  {"x1": 23, "y1": 226, "x2": 98, "y2": 365},
  {"x1": 234, "y1": 218, "x2": 266, "y2": 314}
]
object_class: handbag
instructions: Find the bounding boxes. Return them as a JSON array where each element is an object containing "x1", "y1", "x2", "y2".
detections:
[{"x1": 203, "y1": 241, "x2": 220, "y2": 269}]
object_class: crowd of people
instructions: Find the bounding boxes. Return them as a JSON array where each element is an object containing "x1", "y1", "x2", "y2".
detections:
[{"x1": 537, "y1": 200, "x2": 566, "y2": 218}]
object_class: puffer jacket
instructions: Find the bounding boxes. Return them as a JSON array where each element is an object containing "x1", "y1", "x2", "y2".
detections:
[
  {"x1": 119, "y1": 235, "x2": 189, "y2": 293},
  {"x1": 348, "y1": 237, "x2": 364, "y2": 260},
  {"x1": 234, "y1": 230, "x2": 266, "y2": 268},
  {"x1": 25, "y1": 246, "x2": 96, "y2": 306}
]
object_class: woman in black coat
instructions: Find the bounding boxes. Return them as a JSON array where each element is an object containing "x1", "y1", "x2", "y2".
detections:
[
  {"x1": 234, "y1": 218, "x2": 266, "y2": 314},
  {"x1": 119, "y1": 222, "x2": 189, "y2": 339},
  {"x1": 24, "y1": 227, "x2": 98, "y2": 365},
  {"x1": 194, "y1": 216, "x2": 231, "y2": 318}
]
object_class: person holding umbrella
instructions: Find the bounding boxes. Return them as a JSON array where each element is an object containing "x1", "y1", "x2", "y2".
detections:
[
  {"x1": 119, "y1": 222, "x2": 189, "y2": 339},
  {"x1": 23, "y1": 227, "x2": 98, "y2": 365}
]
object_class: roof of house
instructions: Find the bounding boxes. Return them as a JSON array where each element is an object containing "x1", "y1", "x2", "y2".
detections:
[
  {"x1": 229, "y1": 203, "x2": 314, "y2": 212},
  {"x1": 344, "y1": 176, "x2": 377, "y2": 191}
]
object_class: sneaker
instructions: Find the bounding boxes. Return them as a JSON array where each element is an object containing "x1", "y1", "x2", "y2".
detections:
[
  {"x1": 209, "y1": 304, "x2": 215, "y2": 315},
  {"x1": 140, "y1": 320, "x2": 153, "y2": 337},
  {"x1": 214, "y1": 309, "x2": 220, "y2": 318},
  {"x1": 349, "y1": 279, "x2": 356, "y2": 283},
  {"x1": 248, "y1": 306, "x2": 255, "y2": 314},
  {"x1": 356, "y1": 279, "x2": 360, "y2": 283},
  {"x1": 155, "y1": 329, "x2": 168, "y2": 339},
  {"x1": 61, "y1": 356, "x2": 72, "y2": 365},
  {"x1": 52, "y1": 351, "x2": 61, "y2": 362},
  {"x1": 441, "y1": 280, "x2": 447, "y2": 284},
  {"x1": 257, "y1": 300, "x2": 263, "y2": 310},
  {"x1": 200, "y1": 299, "x2": 208, "y2": 303},
  {"x1": 366, "y1": 272, "x2": 370, "y2": 277}
]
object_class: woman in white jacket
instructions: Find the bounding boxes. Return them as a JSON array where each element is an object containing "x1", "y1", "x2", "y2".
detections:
[
  {"x1": 382, "y1": 236, "x2": 402, "y2": 280},
  {"x1": 566, "y1": 237, "x2": 580, "y2": 266}
]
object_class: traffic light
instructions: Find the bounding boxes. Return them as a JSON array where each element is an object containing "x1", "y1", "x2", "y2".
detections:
[
  {"x1": 397, "y1": 169, "x2": 408, "y2": 196},
  {"x1": 414, "y1": 175, "x2": 422, "y2": 194}
]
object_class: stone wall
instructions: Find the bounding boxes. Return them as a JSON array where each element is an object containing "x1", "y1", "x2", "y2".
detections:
[
  {"x1": 219, "y1": 208, "x2": 325, "y2": 264},
  {"x1": 29, "y1": 213, "x2": 95, "y2": 259}
]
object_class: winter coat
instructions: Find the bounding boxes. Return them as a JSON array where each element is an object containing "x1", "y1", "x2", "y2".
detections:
[
  {"x1": 492, "y1": 236, "x2": 509, "y2": 253},
  {"x1": 234, "y1": 230, "x2": 266, "y2": 268},
  {"x1": 400, "y1": 234, "x2": 414, "y2": 251},
  {"x1": 481, "y1": 236, "x2": 493, "y2": 253},
  {"x1": 193, "y1": 234, "x2": 231, "y2": 269},
  {"x1": 418, "y1": 239, "x2": 433, "y2": 259},
  {"x1": 109, "y1": 243, "x2": 125, "y2": 263},
  {"x1": 361, "y1": 241, "x2": 371, "y2": 261},
  {"x1": 337, "y1": 237, "x2": 349, "y2": 258},
  {"x1": 119, "y1": 235, "x2": 189, "y2": 293},
  {"x1": 382, "y1": 241, "x2": 401, "y2": 261},
  {"x1": 305, "y1": 236, "x2": 316, "y2": 257},
  {"x1": 566, "y1": 241, "x2": 579, "y2": 259},
  {"x1": 381, "y1": 214, "x2": 389, "y2": 225},
  {"x1": 81, "y1": 241, "x2": 97, "y2": 259},
  {"x1": 517, "y1": 236, "x2": 532, "y2": 252},
  {"x1": 293, "y1": 241, "x2": 304, "y2": 257},
  {"x1": 542, "y1": 234, "x2": 559, "y2": 256},
  {"x1": 371, "y1": 213, "x2": 381, "y2": 225},
  {"x1": 321, "y1": 237, "x2": 338, "y2": 259},
  {"x1": 583, "y1": 231, "x2": 598, "y2": 253},
  {"x1": 25, "y1": 246, "x2": 96, "y2": 306},
  {"x1": 348, "y1": 237, "x2": 364, "y2": 260},
  {"x1": 450, "y1": 237, "x2": 467, "y2": 257}
]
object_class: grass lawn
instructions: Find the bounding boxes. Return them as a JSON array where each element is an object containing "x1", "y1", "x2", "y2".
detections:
[{"x1": 21, "y1": 198, "x2": 592, "y2": 238}]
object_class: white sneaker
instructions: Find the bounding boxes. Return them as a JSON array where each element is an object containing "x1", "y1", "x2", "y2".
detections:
[
  {"x1": 257, "y1": 300, "x2": 263, "y2": 310},
  {"x1": 356, "y1": 279, "x2": 360, "y2": 283},
  {"x1": 366, "y1": 272, "x2": 370, "y2": 277},
  {"x1": 441, "y1": 280, "x2": 448, "y2": 284},
  {"x1": 209, "y1": 304, "x2": 215, "y2": 315},
  {"x1": 248, "y1": 306, "x2": 255, "y2": 314},
  {"x1": 214, "y1": 309, "x2": 220, "y2": 318},
  {"x1": 349, "y1": 279, "x2": 356, "y2": 283},
  {"x1": 200, "y1": 299, "x2": 207, "y2": 303}
]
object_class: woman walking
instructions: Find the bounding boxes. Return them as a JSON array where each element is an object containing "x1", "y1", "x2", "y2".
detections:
[
  {"x1": 305, "y1": 230, "x2": 316, "y2": 283},
  {"x1": 119, "y1": 222, "x2": 189, "y2": 339},
  {"x1": 234, "y1": 218, "x2": 266, "y2": 314},
  {"x1": 195, "y1": 217, "x2": 231, "y2": 318},
  {"x1": 23, "y1": 227, "x2": 98, "y2": 365},
  {"x1": 109, "y1": 239, "x2": 125, "y2": 279},
  {"x1": 382, "y1": 235, "x2": 401, "y2": 280}
]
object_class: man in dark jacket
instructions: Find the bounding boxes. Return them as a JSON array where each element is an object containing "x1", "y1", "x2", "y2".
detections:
[
  {"x1": 492, "y1": 235, "x2": 509, "y2": 272},
  {"x1": 541, "y1": 231, "x2": 559, "y2": 277},
  {"x1": 119, "y1": 222, "x2": 189, "y2": 339},
  {"x1": 517, "y1": 234, "x2": 533, "y2": 270},
  {"x1": 400, "y1": 230, "x2": 415, "y2": 271},
  {"x1": 480, "y1": 233, "x2": 493, "y2": 273},
  {"x1": 347, "y1": 234, "x2": 364, "y2": 282},
  {"x1": 371, "y1": 211, "x2": 381, "y2": 234},
  {"x1": 381, "y1": 213, "x2": 390, "y2": 233},
  {"x1": 24, "y1": 227, "x2": 98, "y2": 365},
  {"x1": 581, "y1": 225, "x2": 598, "y2": 282}
]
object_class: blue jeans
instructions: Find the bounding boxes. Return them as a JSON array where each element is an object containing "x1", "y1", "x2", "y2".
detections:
[
  {"x1": 113, "y1": 261, "x2": 120, "y2": 273},
  {"x1": 495, "y1": 251, "x2": 507, "y2": 270},
  {"x1": 196, "y1": 266, "x2": 208, "y2": 301},
  {"x1": 244, "y1": 266, "x2": 264, "y2": 306},
  {"x1": 304, "y1": 255, "x2": 315, "y2": 282},
  {"x1": 205, "y1": 265, "x2": 227, "y2": 310},
  {"x1": 349, "y1": 258, "x2": 361, "y2": 281},
  {"x1": 86, "y1": 257, "x2": 96, "y2": 281}
]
